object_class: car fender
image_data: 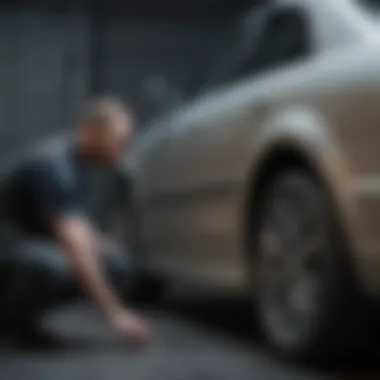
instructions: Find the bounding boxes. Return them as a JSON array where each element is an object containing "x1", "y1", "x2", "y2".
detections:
[{"x1": 244, "y1": 105, "x2": 360, "y2": 256}]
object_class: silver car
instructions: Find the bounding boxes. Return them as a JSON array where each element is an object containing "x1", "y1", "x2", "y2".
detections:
[{"x1": 128, "y1": 0, "x2": 380, "y2": 359}]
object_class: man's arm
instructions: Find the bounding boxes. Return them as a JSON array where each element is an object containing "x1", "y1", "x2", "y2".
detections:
[
  {"x1": 53, "y1": 217, "x2": 122, "y2": 319},
  {"x1": 36, "y1": 163, "x2": 151, "y2": 344}
]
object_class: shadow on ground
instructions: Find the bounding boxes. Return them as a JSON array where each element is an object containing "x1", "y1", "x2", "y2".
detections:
[
  {"x1": 1, "y1": 286, "x2": 380, "y2": 380},
  {"x1": 152, "y1": 287, "x2": 380, "y2": 376}
]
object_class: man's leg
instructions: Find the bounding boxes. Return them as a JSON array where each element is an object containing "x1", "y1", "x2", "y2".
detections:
[
  {"x1": 0, "y1": 237, "x2": 76, "y2": 345},
  {"x1": 0, "y1": 228, "x2": 133, "y2": 345}
]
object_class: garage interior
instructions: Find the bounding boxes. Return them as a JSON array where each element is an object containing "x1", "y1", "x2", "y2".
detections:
[{"x1": 0, "y1": 1, "x2": 375, "y2": 379}]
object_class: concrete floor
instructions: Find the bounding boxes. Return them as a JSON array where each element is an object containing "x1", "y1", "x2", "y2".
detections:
[{"x1": 0, "y1": 289, "x2": 377, "y2": 380}]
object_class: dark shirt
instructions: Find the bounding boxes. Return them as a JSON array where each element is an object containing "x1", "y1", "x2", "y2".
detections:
[
  {"x1": 0, "y1": 145, "x2": 84, "y2": 237},
  {"x1": 1, "y1": 144, "x2": 119, "y2": 238}
]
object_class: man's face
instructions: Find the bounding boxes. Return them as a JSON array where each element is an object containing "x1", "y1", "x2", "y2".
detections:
[{"x1": 88, "y1": 112, "x2": 134, "y2": 165}]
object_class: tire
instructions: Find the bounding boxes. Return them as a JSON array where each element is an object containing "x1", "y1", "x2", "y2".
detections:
[{"x1": 254, "y1": 170, "x2": 366, "y2": 361}]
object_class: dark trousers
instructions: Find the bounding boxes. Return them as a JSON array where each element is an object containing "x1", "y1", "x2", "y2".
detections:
[{"x1": 0, "y1": 225, "x2": 131, "y2": 329}]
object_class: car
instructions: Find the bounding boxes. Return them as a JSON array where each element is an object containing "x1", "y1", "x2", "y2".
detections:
[{"x1": 126, "y1": 0, "x2": 380, "y2": 360}]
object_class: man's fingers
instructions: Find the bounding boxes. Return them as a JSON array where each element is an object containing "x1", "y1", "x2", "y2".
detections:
[{"x1": 112, "y1": 312, "x2": 153, "y2": 346}]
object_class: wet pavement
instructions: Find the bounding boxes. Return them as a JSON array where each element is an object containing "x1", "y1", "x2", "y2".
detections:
[{"x1": 0, "y1": 287, "x2": 378, "y2": 380}]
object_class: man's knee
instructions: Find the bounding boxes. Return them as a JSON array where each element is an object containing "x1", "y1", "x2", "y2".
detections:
[
  {"x1": 0, "y1": 238, "x2": 75, "y2": 321},
  {"x1": 13, "y1": 240, "x2": 72, "y2": 286}
]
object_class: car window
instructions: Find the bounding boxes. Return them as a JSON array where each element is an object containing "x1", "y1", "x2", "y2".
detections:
[
  {"x1": 356, "y1": 0, "x2": 380, "y2": 23},
  {"x1": 202, "y1": 6, "x2": 310, "y2": 90},
  {"x1": 358, "y1": 0, "x2": 380, "y2": 10},
  {"x1": 248, "y1": 7, "x2": 310, "y2": 73}
]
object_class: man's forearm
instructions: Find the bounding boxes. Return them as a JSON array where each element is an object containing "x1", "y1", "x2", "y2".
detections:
[
  {"x1": 68, "y1": 244, "x2": 122, "y2": 316},
  {"x1": 55, "y1": 219, "x2": 124, "y2": 319}
]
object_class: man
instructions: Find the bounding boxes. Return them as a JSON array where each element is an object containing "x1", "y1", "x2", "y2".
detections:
[{"x1": 0, "y1": 97, "x2": 151, "y2": 347}]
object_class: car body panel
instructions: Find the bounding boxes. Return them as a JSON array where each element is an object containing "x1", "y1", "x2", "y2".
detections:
[{"x1": 130, "y1": 0, "x2": 380, "y2": 296}]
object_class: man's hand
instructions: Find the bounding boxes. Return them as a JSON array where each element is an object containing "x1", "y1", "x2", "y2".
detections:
[
  {"x1": 108, "y1": 308, "x2": 152, "y2": 347},
  {"x1": 53, "y1": 218, "x2": 152, "y2": 348}
]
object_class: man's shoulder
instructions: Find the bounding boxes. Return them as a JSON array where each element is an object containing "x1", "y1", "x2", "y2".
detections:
[{"x1": 17, "y1": 145, "x2": 76, "y2": 187}]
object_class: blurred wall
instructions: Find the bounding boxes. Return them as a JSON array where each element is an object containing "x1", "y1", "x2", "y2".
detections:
[
  {"x1": 0, "y1": 0, "x2": 248, "y2": 157},
  {"x1": 0, "y1": 0, "x2": 90, "y2": 157}
]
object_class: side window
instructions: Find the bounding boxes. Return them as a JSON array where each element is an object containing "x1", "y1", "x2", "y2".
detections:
[
  {"x1": 250, "y1": 7, "x2": 310, "y2": 74},
  {"x1": 358, "y1": 0, "x2": 380, "y2": 11},
  {"x1": 203, "y1": 6, "x2": 310, "y2": 89}
]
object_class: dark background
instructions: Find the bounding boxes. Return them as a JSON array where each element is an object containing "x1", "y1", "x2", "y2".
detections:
[{"x1": 0, "y1": 0, "x2": 265, "y2": 159}]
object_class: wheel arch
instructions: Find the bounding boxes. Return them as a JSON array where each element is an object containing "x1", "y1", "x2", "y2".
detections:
[
  {"x1": 241, "y1": 106, "x2": 356, "y2": 270},
  {"x1": 242, "y1": 143, "x2": 325, "y2": 263}
]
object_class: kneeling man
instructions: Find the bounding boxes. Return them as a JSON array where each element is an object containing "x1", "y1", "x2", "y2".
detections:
[{"x1": 0, "y1": 97, "x2": 151, "y2": 347}]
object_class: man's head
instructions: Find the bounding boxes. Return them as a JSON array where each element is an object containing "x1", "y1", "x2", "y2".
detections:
[{"x1": 76, "y1": 97, "x2": 134, "y2": 166}]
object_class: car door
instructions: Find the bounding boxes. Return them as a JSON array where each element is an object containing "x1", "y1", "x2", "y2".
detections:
[
  {"x1": 133, "y1": 116, "x2": 185, "y2": 270},
  {"x1": 152, "y1": 5, "x2": 311, "y2": 284}
]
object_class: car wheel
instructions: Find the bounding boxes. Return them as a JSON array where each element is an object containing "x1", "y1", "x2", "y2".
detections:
[{"x1": 254, "y1": 170, "x2": 365, "y2": 361}]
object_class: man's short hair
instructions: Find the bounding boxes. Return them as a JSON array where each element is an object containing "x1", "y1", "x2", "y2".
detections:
[{"x1": 80, "y1": 96, "x2": 132, "y2": 126}]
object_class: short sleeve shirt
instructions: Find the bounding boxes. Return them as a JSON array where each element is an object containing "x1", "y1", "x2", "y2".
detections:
[{"x1": 1, "y1": 145, "x2": 85, "y2": 237}]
